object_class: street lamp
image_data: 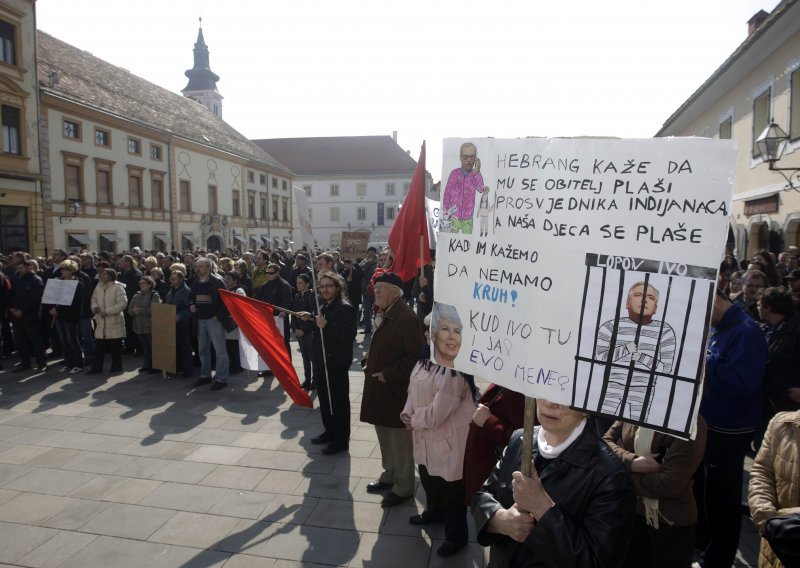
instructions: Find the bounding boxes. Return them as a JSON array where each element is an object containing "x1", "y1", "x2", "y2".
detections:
[
  {"x1": 755, "y1": 121, "x2": 800, "y2": 192},
  {"x1": 59, "y1": 199, "x2": 81, "y2": 224}
]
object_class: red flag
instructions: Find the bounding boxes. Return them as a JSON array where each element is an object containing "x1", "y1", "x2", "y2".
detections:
[
  {"x1": 219, "y1": 290, "x2": 312, "y2": 408},
  {"x1": 388, "y1": 142, "x2": 430, "y2": 282}
]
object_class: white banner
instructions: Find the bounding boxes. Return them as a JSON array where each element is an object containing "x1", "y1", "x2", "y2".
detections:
[
  {"x1": 426, "y1": 197, "x2": 440, "y2": 249},
  {"x1": 433, "y1": 137, "x2": 736, "y2": 438},
  {"x1": 42, "y1": 279, "x2": 78, "y2": 306},
  {"x1": 292, "y1": 187, "x2": 314, "y2": 248}
]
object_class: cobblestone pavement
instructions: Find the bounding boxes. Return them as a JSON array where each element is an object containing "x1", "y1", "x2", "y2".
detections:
[{"x1": 0, "y1": 334, "x2": 758, "y2": 567}]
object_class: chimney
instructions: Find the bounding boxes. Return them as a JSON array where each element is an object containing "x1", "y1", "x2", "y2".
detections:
[
  {"x1": 392, "y1": 130, "x2": 397, "y2": 142},
  {"x1": 748, "y1": 10, "x2": 768, "y2": 36}
]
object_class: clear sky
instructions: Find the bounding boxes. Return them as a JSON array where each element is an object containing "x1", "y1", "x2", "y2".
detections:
[{"x1": 36, "y1": 0, "x2": 780, "y2": 182}]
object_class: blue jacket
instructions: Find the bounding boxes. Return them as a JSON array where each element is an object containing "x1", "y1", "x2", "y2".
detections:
[{"x1": 701, "y1": 303, "x2": 767, "y2": 433}]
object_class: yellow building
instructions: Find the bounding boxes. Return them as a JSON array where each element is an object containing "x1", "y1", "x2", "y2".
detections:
[
  {"x1": 657, "y1": 0, "x2": 800, "y2": 258},
  {"x1": 0, "y1": 0, "x2": 43, "y2": 255}
]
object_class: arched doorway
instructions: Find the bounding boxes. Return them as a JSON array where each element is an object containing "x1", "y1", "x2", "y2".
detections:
[
  {"x1": 206, "y1": 235, "x2": 222, "y2": 252},
  {"x1": 747, "y1": 221, "x2": 769, "y2": 259}
]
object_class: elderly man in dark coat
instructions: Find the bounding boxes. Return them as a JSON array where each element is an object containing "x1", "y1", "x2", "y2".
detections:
[{"x1": 360, "y1": 272, "x2": 423, "y2": 507}]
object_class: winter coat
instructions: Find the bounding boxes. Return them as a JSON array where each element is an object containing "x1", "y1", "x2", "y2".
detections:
[
  {"x1": 401, "y1": 361, "x2": 476, "y2": 482},
  {"x1": 463, "y1": 384, "x2": 526, "y2": 505},
  {"x1": 360, "y1": 299, "x2": 422, "y2": 428},
  {"x1": 748, "y1": 410, "x2": 800, "y2": 568},
  {"x1": 473, "y1": 426, "x2": 635, "y2": 568},
  {"x1": 166, "y1": 283, "x2": 191, "y2": 326},
  {"x1": 702, "y1": 303, "x2": 768, "y2": 433},
  {"x1": 128, "y1": 290, "x2": 161, "y2": 335},
  {"x1": 311, "y1": 295, "x2": 357, "y2": 371},
  {"x1": 91, "y1": 281, "x2": 127, "y2": 339},
  {"x1": 8, "y1": 271, "x2": 43, "y2": 317},
  {"x1": 603, "y1": 418, "x2": 707, "y2": 526},
  {"x1": 291, "y1": 290, "x2": 316, "y2": 334},
  {"x1": 763, "y1": 311, "x2": 800, "y2": 413}
]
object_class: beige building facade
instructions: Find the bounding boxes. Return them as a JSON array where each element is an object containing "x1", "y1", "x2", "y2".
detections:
[{"x1": 657, "y1": 0, "x2": 800, "y2": 259}]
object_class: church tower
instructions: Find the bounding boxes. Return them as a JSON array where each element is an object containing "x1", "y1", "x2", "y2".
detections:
[{"x1": 181, "y1": 19, "x2": 223, "y2": 118}]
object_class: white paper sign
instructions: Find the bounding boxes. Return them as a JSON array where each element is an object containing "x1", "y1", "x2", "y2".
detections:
[
  {"x1": 292, "y1": 187, "x2": 314, "y2": 248},
  {"x1": 433, "y1": 137, "x2": 736, "y2": 437},
  {"x1": 42, "y1": 279, "x2": 79, "y2": 306},
  {"x1": 426, "y1": 197, "x2": 440, "y2": 249}
]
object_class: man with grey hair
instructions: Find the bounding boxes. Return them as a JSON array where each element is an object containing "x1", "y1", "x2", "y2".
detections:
[
  {"x1": 360, "y1": 272, "x2": 423, "y2": 507},
  {"x1": 441, "y1": 142, "x2": 489, "y2": 235},
  {"x1": 189, "y1": 257, "x2": 230, "y2": 390},
  {"x1": 733, "y1": 269, "x2": 766, "y2": 322},
  {"x1": 596, "y1": 281, "x2": 676, "y2": 422}
]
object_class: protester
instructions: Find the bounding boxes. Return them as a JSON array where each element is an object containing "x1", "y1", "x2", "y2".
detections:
[
  {"x1": 604, "y1": 418, "x2": 708, "y2": 568},
  {"x1": 400, "y1": 315, "x2": 477, "y2": 558},
  {"x1": 189, "y1": 258, "x2": 230, "y2": 390},
  {"x1": 290, "y1": 273, "x2": 315, "y2": 391},
  {"x1": 694, "y1": 290, "x2": 768, "y2": 568},
  {"x1": 360, "y1": 272, "x2": 423, "y2": 507},
  {"x1": 118, "y1": 254, "x2": 142, "y2": 354},
  {"x1": 753, "y1": 250, "x2": 783, "y2": 288},
  {"x1": 734, "y1": 270, "x2": 767, "y2": 322},
  {"x1": 339, "y1": 257, "x2": 362, "y2": 319},
  {"x1": 748, "y1": 410, "x2": 800, "y2": 568},
  {"x1": 49, "y1": 259, "x2": 84, "y2": 373},
  {"x1": 223, "y1": 271, "x2": 245, "y2": 375},
  {"x1": 165, "y1": 270, "x2": 193, "y2": 377},
  {"x1": 755, "y1": 287, "x2": 800, "y2": 448},
  {"x1": 88, "y1": 268, "x2": 127, "y2": 374},
  {"x1": 786, "y1": 269, "x2": 800, "y2": 301},
  {"x1": 472, "y1": 399, "x2": 635, "y2": 567},
  {"x1": 302, "y1": 271, "x2": 357, "y2": 455},
  {"x1": 128, "y1": 275, "x2": 161, "y2": 373},
  {"x1": 256, "y1": 262, "x2": 292, "y2": 353},
  {"x1": 8, "y1": 259, "x2": 47, "y2": 372},
  {"x1": 463, "y1": 383, "x2": 526, "y2": 506},
  {"x1": 359, "y1": 247, "x2": 378, "y2": 334}
]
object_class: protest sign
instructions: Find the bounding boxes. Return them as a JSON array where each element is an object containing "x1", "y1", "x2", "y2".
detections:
[
  {"x1": 340, "y1": 231, "x2": 370, "y2": 258},
  {"x1": 42, "y1": 279, "x2": 78, "y2": 306},
  {"x1": 426, "y1": 197, "x2": 440, "y2": 249},
  {"x1": 293, "y1": 187, "x2": 314, "y2": 248},
  {"x1": 151, "y1": 303, "x2": 176, "y2": 373},
  {"x1": 433, "y1": 137, "x2": 736, "y2": 438}
]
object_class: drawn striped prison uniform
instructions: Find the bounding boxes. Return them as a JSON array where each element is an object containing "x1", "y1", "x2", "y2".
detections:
[{"x1": 595, "y1": 317, "x2": 676, "y2": 421}]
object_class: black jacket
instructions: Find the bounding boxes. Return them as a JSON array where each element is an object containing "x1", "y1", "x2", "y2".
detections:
[
  {"x1": 311, "y1": 296, "x2": 357, "y2": 371},
  {"x1": 256, "y1": 277, "x2": 292, "y2": 310},
  {"x1": 119, "y1": 267, "x2": 142, "y2": 301},
  {"x1": 764, "y1": 310, "x2": 800, "y2": 412},
  {"x1": 8, "y1": 272, "x2": 43, "y2": 317},
  {"x1": 291, "y1": 290, "x2": 316, "y2": 334},
  {"x1": 473, "y1": 426, "x2": 635, "y2": 568}
]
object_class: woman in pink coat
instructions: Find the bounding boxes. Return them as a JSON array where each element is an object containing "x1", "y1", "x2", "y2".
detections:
[{"x1": 401, "y1": 304, "x2": 477, "y2": 558}]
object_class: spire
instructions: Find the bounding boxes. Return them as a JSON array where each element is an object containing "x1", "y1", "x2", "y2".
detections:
[{"x1": 182, "y1": 18, "x2": 223, "y2": 117}]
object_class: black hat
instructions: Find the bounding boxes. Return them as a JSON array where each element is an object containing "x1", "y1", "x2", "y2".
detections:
[
  {"x1": 786, "y1": 269, "x2": 800, "y2": 281},
  {"x1": 374, "y1": 271, "x2": 403, "y2": 288},
  {"x1": 367, "y1": 246, "x2": 377, "y2": 253}
]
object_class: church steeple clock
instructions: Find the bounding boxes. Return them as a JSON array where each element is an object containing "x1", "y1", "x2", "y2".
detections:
[{"x1": 181, "y1": 18, "x2": 223, "y2": 118}]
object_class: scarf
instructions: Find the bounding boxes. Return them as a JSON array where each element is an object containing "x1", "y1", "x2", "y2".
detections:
[{"x1": 537, "y1": 418, "x2": 587, "y2": 459}]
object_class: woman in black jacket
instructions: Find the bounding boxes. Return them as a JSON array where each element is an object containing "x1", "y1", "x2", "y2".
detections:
[
  {"x1": 299, "y1": 270, "x2": 357, "y2": 456},
  {"x1": 50, "y1": 260, "x2": 85, "y2": 373},
  {"x1": 290, "y1": 273, "x2": 316, "y2": 390},
  {"x1": 473, "y1": 399, "x2": 635, "y2": 567}
]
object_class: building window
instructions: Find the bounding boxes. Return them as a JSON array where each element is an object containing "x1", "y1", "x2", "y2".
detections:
[
  {"x1": 272, "y1": 177, "x2": 278, "y2": 188},
  {"x1": 247, "y1": 170, "x2": 254, "y2": 183},
  {"x1": 99, "y1": 233, "x2": 119, "y2": 254},
  {"x1": 303, "y1": 184, "x2": 312, "y2": 197},
  {"x1": 386, "y1": 182, "x2": 395, "y2": 196},
  {"x1": 0, "y1": 20, "x2": 17, "y2": 65},
  {"x1": 151, "y1": 175, "x2": 163, "y2": 210},
  {"x1": 330, "y1": 207, "x2": 340, "y2": 222},
  {"x1": 63, "y1": 153, "x2": 85, "y2": 202},
  {"x1": 356, "y1": 183, "x2": 367, "y2": 197},
  {"x1": 232, "y1": 190, "x2": 240, "y2": 216},
  {"x1": 387, "y1": 206, "x2": 396, "y2": 220},
  {"x1": 94, "y1": 160, "x2": 113, "y2": 205},
  {"x1": 752, "y1": 87, "x2": 771, "y2": 158},
  {"x1": 1, "y1": 105, "x2": 20, "y2": 155},
  {"x1": 330, "y1": 184, "x2": 339, "y2": 197},
  {"x1": 260, "y1": 195, "x2": 267, "y2": 219},
  {"x1": 248, "y1": 192, "x2": 255, "y2": 219},
  {"x1": 282, "y1": 180, "x2": 287, "y2": 191},
  {"x1": 63, "y1": 119, "x2": 81, "y2": 140},
  {"x1": 179, "y1": 180, "x2": 191, "y2": 212},
  {"x1": 208, "y1": 185, "x2": 218, "y2": 214},
  {"x1": 128, "y1": 167, "x2": 143, "y2": 208},
  {"x1": 94, "y1": 128, "x2": 110, "y2": 148},
  {"x1": 259, "y1": 173, "x2": 266, "y2": 185},
  {"x1": 791, "y1": 67, "x2": 800, "y2": 141},
  {"x1": 272, "y1": 196, "x2": 279, "y2": 221},
  {"x1": 153, "y1": 233, "x2": 167, "y2": 252},
  {"x1": 129, "y1": 233, "x2": 142, "y2": 250},
  {"x1": 282, "y1": 197, "x2": 288, "y2": 221},
  {"x1": 127, "y1": 137, "x2": 141, "y2": 156},
  {"x1": 150, "y1": 144, "x2": 162, "y2": 161},
  {"x1": 357, "y1": 207, "x2": 366, "y2": 221},
  {"x1": 403, "y1": 182, "x2": 410, "y2": 195},
  {"x1": 719, "y1": 116, "x2": 732, "y2": 140}
]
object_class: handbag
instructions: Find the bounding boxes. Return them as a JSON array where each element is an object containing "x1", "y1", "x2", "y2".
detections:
[{"x1": 764, "y1": 514, "x2": 800, "y2": 567}]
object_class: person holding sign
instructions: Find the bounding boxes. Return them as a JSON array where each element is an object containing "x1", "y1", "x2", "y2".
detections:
[
  {"x1": 50, "y1": 260, "x2": 84, "y2": 373},
  {"x1": 400, "y1": 310, "x2": 477, "y2": 558},
  {"x1": 472, "y1": 399, "x2": 635, "y2": 567},
  {"x1": 441, "y1": 142, "x2": 489, "y2": 235}
]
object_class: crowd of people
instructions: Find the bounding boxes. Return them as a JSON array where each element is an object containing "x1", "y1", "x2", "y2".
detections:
[{"x1": 1, "y1": 242, "x2": 798, "y2": 567}]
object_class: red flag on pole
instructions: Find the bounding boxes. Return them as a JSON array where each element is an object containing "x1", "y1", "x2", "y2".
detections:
[
  {"x1": 388, "y1": 142, "x2": 430, "y2": 282},
  {"x1": 219, "y1": 289, "x2": 312, "y2": 408}
]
